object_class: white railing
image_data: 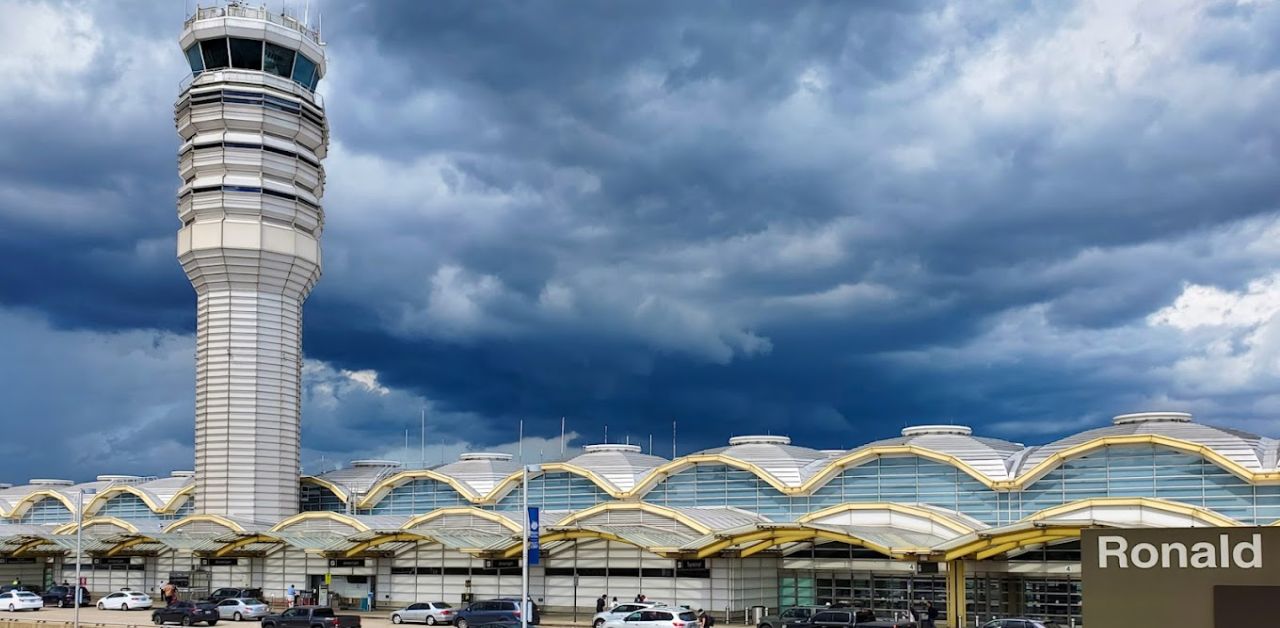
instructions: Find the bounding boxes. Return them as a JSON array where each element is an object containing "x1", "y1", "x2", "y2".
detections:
[
  {"x1": 178, "y1": 68, "x2": 323, "y2": 108},
  {"x1": 185, "y1": 2, "x2": 322, "y2": 44}
]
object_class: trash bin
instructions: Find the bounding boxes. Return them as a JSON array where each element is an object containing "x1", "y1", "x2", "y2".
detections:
[{"x1": 751, "y1": 606, "x2": 766, "y2": 625}]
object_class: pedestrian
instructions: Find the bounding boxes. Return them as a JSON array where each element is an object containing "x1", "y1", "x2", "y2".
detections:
[
  {"x1": 697, "y1": 609, "x2": 715, "y2": 628},
  {"x1": 922, "y1": 601, "x2": 937, "y2": 628},
  {"x1": 287, "y1": 584, "x2": 297, "y2": 608},
  {"x1": 596, "y1": 595, "x2": 606, "y2": 613},
  {"x1": 161, "y1": 582, "x2": 175, "y2": 606},
  {"x1": 612, "y1": 597, "x2": 618, "y2": 606},
  {"x1": 634, "y1": 594, "x2": 642, "y2": 603}
]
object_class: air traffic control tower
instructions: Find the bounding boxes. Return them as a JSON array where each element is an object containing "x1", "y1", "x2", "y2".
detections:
[{"x1": 175, "y1": 3, "x2": 328, "y2": 523}]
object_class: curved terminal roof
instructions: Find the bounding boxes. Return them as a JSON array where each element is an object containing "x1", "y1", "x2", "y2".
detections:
[
  {"x1": 434, "y1": 453, "x2": 520, "y2": 496},
  {"x1": 309, "y1": 460, "x2": 403, "y2": 501},
  {"x1": 564, "y1": 444, "x2": 668, "y2": 492},
  {"x1": 695, "y1": 435, "x2": 828, "y2": 486},
  {"x1": 1011, "y1": 412, "x2": 1280, "y2": 476},
  {"x1": 842, "y1": 425, "x2": 1024, "y2": 482}
]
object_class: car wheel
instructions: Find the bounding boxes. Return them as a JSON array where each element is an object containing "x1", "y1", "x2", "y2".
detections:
[
  {"x1": 98, "y1": 603, "x2": 105, "y2": 610},
  {"x1": 234, "y1": 613, "x2": 243, "y2": 622},
  {"x1": 7, "y1": 604, "x2": 13, "y2": 612},
  {"x1": 155, "y1": 615, "x2": 165, "y2": 625},
  {"x1": 427, "y1": 617, "x2": 437, "y2": 626},
  {"x1": 595, "y1": 621, "x2": 604, "y2": 628},
  {"x1": 59, "y1": 599, "x2": 67, "y2": 608},
  {"x1": 208, "y1": 621, "x2": 218, "y2": 626},
  {"x1": 123, "y1": 604, "x2": 131, "y2": 611},
  {"x1": 392, "y1": 615, "x2": 403, "y2": 625},
  {"x1": 456, "y1": 619, "x2": 468, "y2": 628},
  {"x1": 183, "y1": 616, "x2": 193, "y2": 626}
]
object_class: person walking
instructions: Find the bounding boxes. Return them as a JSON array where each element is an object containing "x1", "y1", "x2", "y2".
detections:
[
  {"x1": 287, "y1": 584, "x2": 297, "y2": 608},
  {"x1": 596, "y1": 595, "x2": 607, "y2": 613},
  {"x1": 922, "y1": 601, "x2": 937, "y2": 628},
  {"x1": 697, "y1": 610, "x2": 715, "y2": 628}
]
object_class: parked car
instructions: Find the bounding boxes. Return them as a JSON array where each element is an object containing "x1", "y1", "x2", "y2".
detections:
[
  {"x1": 981, "y1": 620, "x2": 1058, "y2": 628},
  {"x1": 391, "y1": 601, "x2": 457, "y2": 625},
  {"x1": 758, "y1": 606, "x2": 827, "y2": 628},
  {"x1": 786, "y1": 608, "x2": 916, "y2": 628},
  {"x1": 260, "y1": 606, "x2": 362, "y2": 628},
  {"x1": 0, "y1": 590, "x2": 43, "y2": 612},
  {"x1": 455, "y1": 599, "x2": 539, "y2": 628},
  {"x1": 208, "y1": 588, "x2": 265, "y2": 604},
  {"x1": 594, "y1": 603, "x2": 666, "y2": 628},
  {"x1": 98, "y1": 590, "x2": 154, "y2": 611},
  {"x1": 602, "y1": 608, "x2": 699, "y2": 628},
  {"x1": 0, "y1": 585, "x2": 41, "y2": 595},
  {"x1": 153, "y1": 600, "x2": 221, "y2": 626},
  {"x1": 214, "y1": 598, "x2": 271, "y2": 621},
  {"x1": 41, "y1": 585, "x2": 92, "y2": 608}
]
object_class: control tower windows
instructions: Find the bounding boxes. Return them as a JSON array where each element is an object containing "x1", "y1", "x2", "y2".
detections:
[
  {"x1": 185, "y1": 45, "x2": 204, "y2": 74},
  {"x1": 229, "y1": 38, "x2": 263, "y2": 71},
  {"x1": 264, "y1": 43, "x2": 295, "y2": 79},
  {"x1": 201, "y1": 38, "x2": 229, "y2": 70},
  {"x1": 292, "y1": 53, "x2": 316, "y2": 90}
]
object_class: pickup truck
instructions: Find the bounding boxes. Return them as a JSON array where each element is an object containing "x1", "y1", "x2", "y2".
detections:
[
  {"x1": 787, "y1": 608, "x2": 917, "y2": 628},
  {"x1": 261, "y1": 606, "x2": 362, "y2": 628}
]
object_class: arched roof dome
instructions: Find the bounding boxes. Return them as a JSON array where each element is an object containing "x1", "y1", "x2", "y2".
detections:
[
  {"x1": 838, "y1": 425, "x2": 1024, "y2": 482},
  {"x1": 565, "y1": 444, "x2": 668, "y2": 492},
  {"x1": 1011, "y1": 412, "x2": 1280, "y2": 475},
  {"x1": 694, "y1": 435, "x2": 827, "y2": 486},
  {"x1": 434, "y1": 453, "x2": 520, "y2": 496},
  {"x1": 310, "y1": 460, "x2": 402, "y2": 501}
]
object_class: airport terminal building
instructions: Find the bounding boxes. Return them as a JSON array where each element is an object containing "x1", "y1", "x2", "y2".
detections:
[
  {"x1": 2, "y1": 412, "x2": 1279, "y2": 627},
  {"x1": 3, "y1": 5, "x2": 1279, "y2": 628}
]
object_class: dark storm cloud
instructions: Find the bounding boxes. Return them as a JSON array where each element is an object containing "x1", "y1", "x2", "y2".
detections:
[{"x1": 2, "y1": 0, "x2": 1280, "y2": 480}]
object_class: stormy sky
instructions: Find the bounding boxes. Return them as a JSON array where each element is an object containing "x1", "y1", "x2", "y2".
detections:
[{"x1": 2, "y1": 0, "x2": 1280, "y2": 482}]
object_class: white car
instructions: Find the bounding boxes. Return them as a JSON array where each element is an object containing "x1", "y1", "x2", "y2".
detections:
[
  {"x1": 98, "y1": 590, "x2": 154, "y2": 611},
  {"x1": 0, "y1": 591, "x2": 43, "y2": 612},
  {"x1": 214, "y1": 598, "x2": 270, "y2": 621},
  {"x1": 594, "y1": 603, "x2": 667, "y2": 628},
  {"x1": 603, "y1": 608, "x2": 698, "y2": 628},
  {"x1": 391, "y1": 601, "x2": 457, "y2": 625}
]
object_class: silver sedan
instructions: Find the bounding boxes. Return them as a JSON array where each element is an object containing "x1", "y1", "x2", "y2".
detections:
[
  {"x1": 213, "y1": 598, "x2": 270, "y2": 621},
  {"x1": 390, "y1": 602, "x2": 457, "y2": 625}
]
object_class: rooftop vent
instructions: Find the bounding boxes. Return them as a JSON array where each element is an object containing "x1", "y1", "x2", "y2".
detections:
[
  {"x1": 728, "y1": 435, "x2": 792, "y2": 446},
  {"x1": 351, "y1": 459, "x2": 403, "y2": 468},
  {"x1": 901, "y1": 425, "x2": 974, "y2": 437},
  {"x1": 459, "y1": 452, "x2": 514, "y2": 462},
  {"x1": 96, "y1": 475, "x2": 142, "y2": 483},
  {"x1": 29, "y1": 479, "x2": 74, "y2": 487},
  {"x1": 581, "y1": 444, "x2": 643, "y2": 454},
  {"x1": 0, "y1": 484, "x2": 12, "y2": 490},
  {"x1": 1113, "y1": 412, "x2": 1193, "y2": 425},
  {"x1": 170, "y1": 471, "x2": 196, "y2": 478},
  {"x1": 819, "y1": 449, "x2": 847, "y2": 458}
]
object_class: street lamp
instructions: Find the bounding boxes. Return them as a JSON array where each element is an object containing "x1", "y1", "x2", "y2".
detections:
[
  {"x1": 74, "y1": 488, "x2": 97, "y2": 628},
  {"x1": 520, "y1": 464, "x2": 541, "y2": 628}
]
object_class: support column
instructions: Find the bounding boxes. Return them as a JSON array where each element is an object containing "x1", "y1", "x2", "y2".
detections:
[{"x1": 945, "y1": 560, "x2": 966, "y2": 628}]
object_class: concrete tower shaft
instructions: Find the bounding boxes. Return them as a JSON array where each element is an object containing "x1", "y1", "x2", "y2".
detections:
[{"x1": 176, "y1": 4, "x2": 328, "y2": 523}]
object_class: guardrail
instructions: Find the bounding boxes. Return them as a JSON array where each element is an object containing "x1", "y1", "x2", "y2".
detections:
[
  {"x1": 184, "y1": 3, "x2": 321, "y2": 44},
  {"x1": 178, "y1": 69, "x2": 323, "y2": 109}
]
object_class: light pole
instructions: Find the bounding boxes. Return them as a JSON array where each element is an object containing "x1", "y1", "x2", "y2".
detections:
[
  {"x1": 74, "y1": 488, "x2": 97, "y2": 628},
  {"x1": 520, "y1": 464, "x2": 541, "y2": 628}
]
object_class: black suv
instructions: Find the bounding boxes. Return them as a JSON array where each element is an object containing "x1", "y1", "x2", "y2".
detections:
[
  {"x1": 208, "y1": 588, "x2": 264, "y2": 603},
  {"x1": 42, "y1": 585, "x2": 92, "y2": 608},
  {"x1": 153, "y1": 600, "x2": 221, "y2": 626}
]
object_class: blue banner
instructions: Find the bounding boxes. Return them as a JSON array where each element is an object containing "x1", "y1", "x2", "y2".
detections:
[{"x1": 527, "y1": 506, "x2": 540, "y2": 565}]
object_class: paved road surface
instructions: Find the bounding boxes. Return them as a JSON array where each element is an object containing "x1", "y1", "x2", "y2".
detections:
[{"x1": 0, "y1": 606, "x2": 591, "y2": 628}]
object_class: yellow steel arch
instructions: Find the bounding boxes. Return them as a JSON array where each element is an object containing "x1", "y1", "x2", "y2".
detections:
[
  {"x1": 0, "y1": 490, "x2": 79, "y2": 519},
  {"x1": 343, "y1": 532, "x2": 426, "y2": 558},
  {"x1": 796, "y1": 502, "x2": 976, "y2": 536},
  {"x1": 354, "y1": 470, "x2": 482, "y2": 509},
  {"x1": 401, "y1": 507, "x2": 522, "y2": 533},
  {"x1": 499, "y1": 529, "x2": 657, "y2": 559},
  {"x1": 271, "y1": 511, "x2": 370, "y2": 533},
  {"x1": 552, "y1": 502, "x2": 715, "y2": 535},
  {"x1": 1025, "y1": 496, "x2": 1241, "y2": 528},
  {"x1": 54, "y1": 517, "x2": 141, "y2": 535},
  {"x1": 301, "y1": 476, "x2": 350, "y2": 504},
  {"x1": 163, "y1": 514, "x2": 247, "y2": 534},
  {"x1": 213, "y1": 534, "x2": 283, "y2": 558},
  {"x1": 694, "y1": 527, "x2": 910, "y2": 560}
]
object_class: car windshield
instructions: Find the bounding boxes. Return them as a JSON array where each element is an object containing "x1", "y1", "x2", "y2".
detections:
[{"x1": 678, "y1": 612, "x2": 697, "y2": 622}]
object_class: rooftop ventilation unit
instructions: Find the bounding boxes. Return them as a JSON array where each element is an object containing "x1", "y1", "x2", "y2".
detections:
[
  {"x1": 459, "y1": 452, "x2": 514, "y2": 462},
  {"x1": 351, "y1": 459, "x2": 403, "y2": 468},
  {"x1": 0, "y1": 484, "x2": 12, "y2": 490},
  {"x1": 581, "y1": 444, "x2": 643, "y2": 454},
  {"x1": 820, "y1": 449, "x2": 847, "y2": 457},
  {"x1": 96, "y1": 475, "x2": 142, "y2": 483},
  {"x1": 901, "y1": 425, "x2": 974, "y2": 437},
  {"x1": 171, "y1": 471, "x2": 196, "y2": 478},
  {"x1": 728, "y1": 435, "x2": 792, "y2": 446},
  {"x1": 29, "y1": 479, "x2": 75, "y2": 487},
  {"x1": 1113, "y1": 412, "x2": 1193, "y2": 425}
]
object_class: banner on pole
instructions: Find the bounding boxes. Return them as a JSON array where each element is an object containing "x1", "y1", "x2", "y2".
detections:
[{"x1": 528, "y1": 507, "x2": 540, "y2": 565}]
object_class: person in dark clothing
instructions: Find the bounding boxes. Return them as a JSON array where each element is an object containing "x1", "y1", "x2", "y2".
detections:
[
  {"x1": 921, "y1": 601, "x2": 937, "y2": 628},
  {"x1": 697, "y1": 610, "x2": 715, "y2": 628},
  {"x1": 596, "y1": 595, "x2": 607, "y2": 613}
]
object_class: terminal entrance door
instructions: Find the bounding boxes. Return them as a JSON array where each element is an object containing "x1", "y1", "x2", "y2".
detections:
[{"x1": 780, "y1": 571, "x2": 945, "y2": 619}]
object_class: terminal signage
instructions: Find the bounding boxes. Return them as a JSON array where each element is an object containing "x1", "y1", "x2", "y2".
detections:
[
  {"x1": 200, "y1": 558, "x2": 239, "y2": 567},
  {"x1": 485, "y1": 559, "x2": 520, "y2": 569},
  {"x1": 328, "y1": 559, "x2": 365, "y2": 568},
  {"x1": 527, "y1": 507, "x2": 540, "y2": 566},
  {"x1": 1083, "y1": 527, "x2": 1280, "y2": 628}
]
